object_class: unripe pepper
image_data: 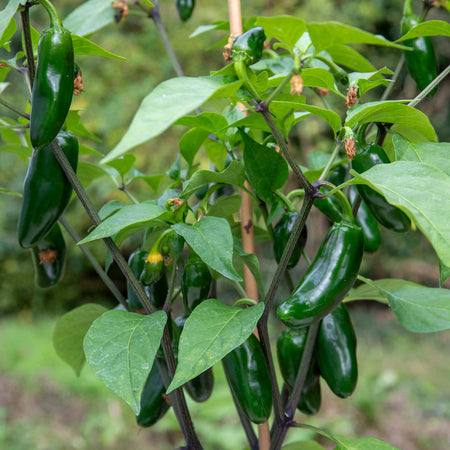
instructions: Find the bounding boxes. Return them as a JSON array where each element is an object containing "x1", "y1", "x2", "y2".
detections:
[
  {"x1": 277, "y1": 220, "x2": 364, "y2": 328},
  {"x1": 232, "y1": 27, "x2": 266, "y2": 66},
  {"x1": 30, "y1": 1, "x2": 74, "y2": 149},
  {"x1": 316, "y1": 303, "x2": 358, "y2": 398},
  {"x1": 352, "y1": 140, "x2": 410, "y2": 233},
  {"x1": 30, "y1": 223, "x2": 66, "y2": 288},
  {"x1": 141, "y1": 249, "x2": 164, "y2": 285},
  {"x1": 222, "y1": 334, "x2": 272, "y2": 424},
  {"x1": 401, "y1": 0, "x2": 437, "y2": 97},
  {"x1": 175, "y1": 0, "x2": 195, "y2": 22},
  {"x1": 182, "y1": 251, "x2": 212, "y2": 311},
  {"x1": 277, "y1": 328, "x2": 321, "y2": 415},
  {"x1": 272, "y1": 213, "x2": 307, "y2": 270},
  {"x1": 18, "y1": 131, "x2": 78, "y2": 248}
]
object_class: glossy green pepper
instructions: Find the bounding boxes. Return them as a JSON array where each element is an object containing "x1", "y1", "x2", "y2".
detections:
[
  {"x1": 277, "y1": 221, "x2": 364, "y2": 328},
  {"x1": 314, "y1": 165, "x2": 347, "y2": 223},
  {"x1": 182, "y1": 251, "x2": 212, "y2": 311},
  {"x1": 137, "y1": 362, "x2": 170, "y2": 427},
  {"x1": 141, "y1": 249, "x2": 164, "y2": 285},
  {"x1": 222, "y1": 334, "x2": 272, "y2": 424},
  {"x1": 401, "y1": 0, "x2": 437, "y2": 97},
  {"x1": 316, "y1": 303, "x2": 358, "y2": 398},
  {"x1": 276, "y1": 328, "x2": 321, "y2": 415},
  {"x1": 272, "y1": 213, "x2": 307, "y2": 270},
  {"x1": 18, "y1": 131, "x2": 78, "y2": 248},
  {"x1": 30, "y1": 3, "x2": 74, "y2": 149},
  {"x1": 348, "y1": 186, "x2": 381, "y2": 253},
  {"x1": 352, "y1": 142, "x2": 410, "y2": 233},
  {"x1": 232, "y1": 27, "x2": 266, "y2": 66},
  {"x1": 175, "y1": 0, "x2": 195, "y2": 21},
  {"x1": 30, "y1": 223, "x2": 66, "y2": 288}
]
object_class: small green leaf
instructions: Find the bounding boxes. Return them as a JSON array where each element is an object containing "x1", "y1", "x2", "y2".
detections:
[
  {"x1": 348, "y1": 68, "x2": 393, "y2": 96},
  {"x1": 0, "y1": 0, "x2": 20, "y2": 43},
  {"x1": 189, "y1": 21, "x2": 229, "y2": 39},
  {"x1": 78, "y1": 202, "x2": 170, "y2": 244},
  {"x1": 0, "y1": 187, "x2": 21, "y2": 197},
  {"x1": 84, "y1": 310, "x2": 167, "y2": 415},
  {"x1": 233, "y1": 242, "x2": 265, "y2": 297},
  {"x1": 66, "y1": 111, "x2": 101, "y2": 142},
  {"x1": 127, "y1": 170, "x2": 165, "y2": 193},
  {"x1": 396, "y1": 20, "x2": 450, "y2": 41},
  {"x1": 105, "y1": 154, "x2": 136, "y2": 177},
  {"x1": 208, "y1": 195, "x2": 241, "y2": 218},
  {"x1": 53, "y1": 304, "x2": 107, "y2": 376},
  {"x1": 77, "y1": 161, "x2": 109, "y2": 187},
  {"x1": 282, "y1": 441, "x2": 325, "y2": 450},
  {"x1": 204, "y1": 139, "x2": 228, "y2": 171},
  {"x1": 179, "y1": 128, "x2": 210, "y2": 166},
  {"x1": 0, "y1": 16, "x2": 16, "y2": 50},
  {"x1": 167, "y1": 300, "x2": 264, "y2": 393},
  {"x1": 72, "y1": 35, "x2": 125, "y2": 60},
  {"x1": 334, "y1": 436, "x2": 399, "y2": 450},
  {"x1": 98, "y1": 200, "x2": 123, "y2": 220},
  {"x1": 439, "y1": 259, "x2": 450, "y2": 287},
  {"x1": 0, "y1": 143, "x2": 31, "y2": 160},
  {"x1": 301, "y1": 68, "x2": 345, "y2": 97},
  {"x1": 176, "y1": 112, "x2": 228, "y2": 134},
  {"x1": 174, "y1": 217, "x2": 242, "y2": 282}
]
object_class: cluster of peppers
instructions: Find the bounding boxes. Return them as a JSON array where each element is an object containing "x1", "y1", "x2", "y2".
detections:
[{"x1": 18, "y1": 0, "x2": 77, "y2": 288}]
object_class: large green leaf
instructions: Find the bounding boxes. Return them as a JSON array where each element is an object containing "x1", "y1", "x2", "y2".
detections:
[
  {"x1": 174, "y1": 217, "x2": 242, "y2": 281},
  {"x1": 84, "y1": 310, "x2": 167, "y2": 415},
  {"x1": 350, "y1": 161, "x2": 450, "y2": 267},
  {"x1": 64, "y1": 0, "x2": 115, "y2": 36},
  {"x1": 167, "y1": 300, "x2": 264, "y2": 392},
  {"x1": 0, "y1": 0, "x2": 20, "y2": 42},
  {"x1": 101, "y1": 77, "x2": 242, "y2": 163},
  {"x1": 208, "y1": 195, "x2": 242, "y2": 218},
  {"x1": 53, "y1": 304, "x2": 107, "y2": 376},
  {"x1": 78, "y1": 202, "x2": 170, "y2": 244},
  {"x1": 242, "y1": 132, "x2": 289, "y2": 203},
  {"x1": 345, "y1": 102, "x2": 437, "y2": 142},
  {"x1": 326, "y1": 45, "x2": 376, "y2": 72},
  {"x1": 396, "y1": 20, "x2": 450, "y2": 41},
  {"x1": 308, "y1": 22, "x2": 408, "y2": 51},
  {"x1": 393, "y1": 135, "x2": 450, "y2": 176},
  {"x1": 72, "y1": 35, "x2": 125, "y2": 60},
  {"x1": 334, "y1": 436, "x2": 399, "y2": 450},
  {"x1": 76, "y1": 161, "x2": 109, "y2": 187}
]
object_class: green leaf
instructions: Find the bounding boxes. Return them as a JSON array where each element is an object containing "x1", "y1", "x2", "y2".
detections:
[
  {"x1": 326, "y1": 45, "x2": 376, "y2": 72},
  {"x1": 233, "y1": 243, "x2": 265, "y2": 297},
  {"x1": 66, "y1": 111, "x2": 101, "y2": 142},
  {"x1": 308, "y1": 22, "x2": 408, "y2": 52},
  {"x1": 72, "y1": 35, "x2": 125, "y2": 60},
  {"x1": 181, "y1": 160, "x2": 246, "y2": 198},
  {"x1": 0, "y1": 0, "x2": 19, "y2": 43},
  {"x1": 105, "y1": 154, "x2": 136, "y2": 177},
  {"x1": 77, "y1": 161, "x2": 109, "y2": 187},
  {"x1": 0, "y1": 16, "x2": 16, "y2": 50},
  {"x1": 348, "y1": 68, "x2": 393, "y2": 96},
  {"x1": 179, "y1": 128, "x2": 210, "y2": 166},
  {"x1": 53, "y1": 304, "x2": 107, "y2": 376},
  {"x1": 0, "y1": 143, "x2": 31, "y2": 161},
  {"x1": 189, "y1": 21, "x2": 229, "y2": 38},
  {"x1": 282, "y1": 441, "x2": 325, "y2": 450},
  {"x1": 101, "y1": 77, "x2": 242, "y2": 163},
  {"x1": 79, "y1": 144, "x2": 103, "y2": 156},
  {"x1": 98, "y1": 200, "x2": 122, "y2": 220},
  {"x1": 334, "y1": 436, "x2": 399, "y2": 450},
  {"x1": 439, "y1": 259, "x2": 450, "y2": 287},
  {"x1": 167, "y1": 300, "x2": 264, "y2": 392},
  {"x1": 208, "y1": 195, "x2": 242, "y2": 218},
  {"x1": 242, "y1": 132, "x2": 289, "y2": 203},
  {"x1": 84, "y1": 310, "x2": 167, "y2": 414},
  {"x1": 345, "y1": 101, "x2": 437, "y2": 142},
  {"x1": 396, "y1": 20, "x2": 450, "y2": 41},
  {"x1": 64, "y1": 0, "x2": 116, "y2": 36},
  {"x1": 393, "y1": 135, "x2": 450, "y2": 176},
  {"x1": 0, "y1": 186, "x2": 21, "y2": 197},
  {"x1": 301, "y1": 68, "x2": 345, "y2": 97},
  {"x1": 175, "y1": 112, "x2": 228, "y2": 134},
  {"x1": 350, "y1": 161, "x2": 450, "y2": 267},
  {"x1": 174, "y1": 217, "x2": 242, "y2": 282},
  {"x1": 127, "y1": 170, "x2": 165, "y2": 193},
  {"x1": 78, "y1": 202, "x2": 170, "y2": 244},
  {"x1": 204, "y1": 139, "x2": 228, "y2": 171},
  {"x1": 247, "y1": 16, "x2": 307, "y2": 51}
]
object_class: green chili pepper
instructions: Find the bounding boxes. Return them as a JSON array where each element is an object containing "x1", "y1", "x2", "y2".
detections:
[
  {"x1": 232, "y1": 27, "x2": 266, "y2": 66},
  {"x1": 222, "y1": 334, "x2": 272, "y2": 424},
  {"x1": 30, "y1": 2, "x2": 74, "y2": 149},
  {"x1": 273, "y1": 213, "x2": 307, "y2": 270},
  {"x1": 18, "y1": 131, "x2": 78, "y2": 248},
  {"x1": 137, "y1": 362, "x2": 170, "y2": 427},
  {"x1": 352, "y1": 141, "x2": 410, "y2": 233},
  {"x1": 277, "y1": 221, "x2": 364, "y2": 328},
  {"x1": 182, "y1": 251, "x2": 212, "y2": 311},
  {"x1": 277, "y1": 328, "x2": 321, "y2": 415},
  {"x1": 401, "y1": 0, "x2": 437, "y2": 97},
  {"x1": 141, "y1": 249, "x2": 164, "y2": 285},
  {"x1": 30, "y1": 223, "x2": 66, "y2": 288},
  {"x1": 175, "y1": 0, "x2": 195, "y2": 21},
  {"x1": 316, "y1": 303, "x2": 358, "y2": 398}
]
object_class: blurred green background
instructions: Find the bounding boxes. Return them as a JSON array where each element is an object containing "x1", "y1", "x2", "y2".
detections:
[{"x1": 0, "y1": 0, "x2": 449, "y2": 448}]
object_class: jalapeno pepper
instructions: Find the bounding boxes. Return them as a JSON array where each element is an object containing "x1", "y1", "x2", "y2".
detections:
[
  {"x1": 30, "y1": 223, "x2": 66, "y2": 288},
  {"x1": 18, "y1": 131, "x2": 78, "y2": 248},
  {"x1": 182, "y1": 250, "x2": 212, "y2": 311},
  {"x1": 222, "y1": 334, "x2": 272, "y2": 424},
  {"x1": 272, "y1": 213, "x2": 307, "y2": 270},
  {"x1": 141, "y1": 249, "x2": 164, "y2": 285},
  {"x1": 232, "y1": 27, "x2": 266, "y2": 66},
  {"x1": 277, "y1": 221, "x2": 364, "y2": 328},
  {"x1": 30, "y1": 1, "x2": 74, "y2": 149},
  {"x1": 316, "y1": 303, "x2": 358, "y2": 398},
  {"x1": 175, "y1": 0, "x2": 195, "y2": 21},
  {"x1": 401, "y1": 0, "x2": 437, "y2": 97}
]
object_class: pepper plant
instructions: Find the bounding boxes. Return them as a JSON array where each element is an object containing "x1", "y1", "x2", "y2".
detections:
[{"x1": 1, "y1": 0, "x2": 450, "y2": 449}]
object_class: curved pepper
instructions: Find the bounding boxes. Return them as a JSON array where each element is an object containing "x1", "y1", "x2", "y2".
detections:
[
  {"x1": 175, "y1": 0, "x2": 195, "y2": 21},
  {"x1": 232, "y1": 27, "x2": 266, "y2": 66},
  {"x1": 18, "y1": 131, "x2": 78, "y2": 248},
  {"x1": 272, "y1": 213, "x2": 307, "y2": 270},
  {"x1": 316, "y1": 303, "x2": 358, "y2": 398},
  {"x1": 276, "y1": 328, "x2": 321, "y2": 415},
  {"x1": 277, "y1": 221, "x2": 364, "y2": 328},
  {"x1": 352, "y1": 142, "x2": 410, "y2": 233},
  {"x1": 30, "y1": 223, "x2": 66, "y2": 288},
  {"x1": 401, "y1": 0, "x2": 437, "y2": 97},
  {"x1": 30, "y1": 4, "x2": 74, "y2": 149},
  {"x1": 137, "y1": 362, "x2": 170, "y2": 427},
  {"x1": 222, "y1": 334, "x2": 272, "y2": 424},
  {"x1": 182, "y1": 251, "x2": 212, "y2": 311}
]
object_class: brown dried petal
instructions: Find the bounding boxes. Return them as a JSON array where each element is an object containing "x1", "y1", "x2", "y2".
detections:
[
  {"x1": 290, "y1": 74, "x2": 304, "y2": 95},
  {"x1": 345, "y1": 137, "x2": 356, "y2": 160},
  {"x1": 315, "y1": 87, "x2": 330, "y2": 96},
  {"x1": 39, "y1": 248, "x2": 58, "y2": 264},
  {"x1": 346, "y1": 87, "x2": 358, "y2": 109}
]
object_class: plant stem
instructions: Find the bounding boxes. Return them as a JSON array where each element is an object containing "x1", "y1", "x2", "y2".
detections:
[
  {"x1": 264, "y1": 70, "x2": 294, "y2": 106},
  {"x1": 408, "y1": 64, "x2": 450, "y2": 108},
  {"x1": 119, "y1": 184, "x2": 139, "y2": 204},
  {"x1": 59, "y1": 215, "x2": 128, "y2": 310},
  {"x1": 36, "y1": 0, "x2": 63, "y2": 30},
  {"x1": 0, "y1": 98, "x2": 29, "y2": 119},
  {"x1": 20, "y1": 3, "x2": 36, "y2": 86},
  {"x1": 380, "y1": 54, "x2": 404, "y2": 102},
  {"x1": 319, "y1": 142, "x2": 341, "y2": 180}
]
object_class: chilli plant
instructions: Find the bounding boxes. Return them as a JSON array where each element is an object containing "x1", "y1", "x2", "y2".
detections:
[{"x1": 1, "y1": 0, "x2": 450, "y2": 449}]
